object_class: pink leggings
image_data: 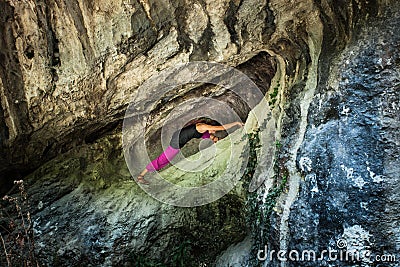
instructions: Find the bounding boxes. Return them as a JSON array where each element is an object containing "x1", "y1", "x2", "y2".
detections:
[
  {"x1": 146, "y1": 146, "x2": 180, "y2": 172},
  {"x1": 146, "y1": 131, "x2": 211, "y2": 172}
]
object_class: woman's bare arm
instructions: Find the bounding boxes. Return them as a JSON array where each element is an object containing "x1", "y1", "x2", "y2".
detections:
[{"x1": 196, "y1": 122, "x2": 243, "y2": 132}]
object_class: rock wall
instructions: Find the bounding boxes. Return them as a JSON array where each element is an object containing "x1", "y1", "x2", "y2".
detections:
[
  {"x1": 20, "y1": 130, "x2": 249, "y2": 266},
  {"x1": 1, "y1": 0, "x2": 399, "y2": 266},
  {"x1": 0, "y1": 0, "x2": 278, "y2": 189},
  {"x1": 283, "y1": 5, "x2": 400, "y2": 267}
]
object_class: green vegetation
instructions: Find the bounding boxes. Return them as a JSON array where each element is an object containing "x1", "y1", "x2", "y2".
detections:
[
  {"x1": 275, "y1": 140, "x2": 282, "y2": 149},
  {"x1": 241, "y1": 126, "x2": 288, "y2": 262},
  {"x1": 268, "y1": 82, "x2": 280, "y2": 107},
  {"x1": 241, "y1": 128, "x2": 262, "y2": 181}
]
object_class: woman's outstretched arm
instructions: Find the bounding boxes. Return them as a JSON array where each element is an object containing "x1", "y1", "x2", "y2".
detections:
[{"x1": 196, "y1": 121, "x2": 244, "y2": 133}]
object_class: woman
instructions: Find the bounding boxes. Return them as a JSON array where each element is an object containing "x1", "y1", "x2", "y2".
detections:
[{"x1": 137, "y1": 119, "x2": 244, "y2": 184}]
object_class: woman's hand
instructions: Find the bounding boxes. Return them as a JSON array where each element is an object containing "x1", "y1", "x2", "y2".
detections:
[
  {"x1": 236, "y1": 121, "x2": 244, "y2": 127},
  {"x1": 210, "y1": 134, "x2": 219, "y2": 143}
]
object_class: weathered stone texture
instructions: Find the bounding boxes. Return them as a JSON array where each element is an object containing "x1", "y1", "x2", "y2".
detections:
[{"x1": 1, "y1": 0, "x2": 399, "y2": 266}]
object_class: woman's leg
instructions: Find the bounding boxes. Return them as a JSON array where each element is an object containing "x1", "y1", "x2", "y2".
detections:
[
  {"x1": 138, "y1": 146, "x2": 180, "y2": 184},
  {"x1": 146, "y1": 146, "x2": 180, "y2": 171},
  {"x1": 137, "y1": 169, "x2": 149, "y2": 184}
]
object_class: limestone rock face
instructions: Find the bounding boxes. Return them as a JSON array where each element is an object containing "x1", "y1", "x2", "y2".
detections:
[
  {"x1": 283, "y1": 6, "x2": 400, "y2": 266},
  {"x1": 0, "y1": 0, "x2": 277, "y2": 185},
  {"x1": 1, "y1": 0, "x2": 399, "y2": 266},
  {"x1": 22, "y1": 130, "x2": 248, "y2": 266}
]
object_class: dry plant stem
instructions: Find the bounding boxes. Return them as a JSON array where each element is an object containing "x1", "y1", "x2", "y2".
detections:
[
  {"x1": 0, "y1": 233, "x2": 11, "y2": 267},
  {"x1": 18, "y1": 204, "x2": 34, "y2": 261},
  {"x1": 17, "y1": 182, "x2": 36, "y2": 264},
  {"x1": 3, "y1": 181, "x2": 38, "y2": 266}
]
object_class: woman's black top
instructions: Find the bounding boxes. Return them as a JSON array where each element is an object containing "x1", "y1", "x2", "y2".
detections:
[{"x1": 170, "y1": 124, "x2": 203, "y2": 149}]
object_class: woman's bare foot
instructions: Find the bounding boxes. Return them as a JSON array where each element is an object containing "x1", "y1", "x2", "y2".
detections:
[{"x1": 137, "y1": 175, "x2": 150, "y2": 185}]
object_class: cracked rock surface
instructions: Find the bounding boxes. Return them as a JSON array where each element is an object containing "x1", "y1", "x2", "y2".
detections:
[{"x1": 0, "y1": 0, "x2": 399, "y2": 266}]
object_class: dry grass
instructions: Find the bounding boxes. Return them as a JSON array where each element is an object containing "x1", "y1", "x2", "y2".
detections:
[{"x1": 0, "y1": 180, "x2": 40, "y2": 267}]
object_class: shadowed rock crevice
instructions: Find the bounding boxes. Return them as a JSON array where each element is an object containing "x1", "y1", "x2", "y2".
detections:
[
  {"x1": 123, "y1": 1, "x2": 159, "y2": 57},
  {"x1": 316, "y1": 0, "x2": 379, "y2": 94},
  {"x1": 0, "y1": 103, "x2": 9, "y2": 145},
  {"x1": 0, "y1": 1, "x2": 32, "y2": 173},
  {"x1": 64, "y1": 0, "x2": 94, "y2": 63},
  {"x1": 236, "y1": 51, "x2": 277, "y2": 95},
  {"x1": 224, "y1": 0, "x2": 241, "y2": 47},
  {"x1": 190, "y1": 22, "x2": 214, "y2": 61},
  {"x1": 261, "y1": 3, "x2": 275, "y2": 43},
  {"x1": 172, "y1": 0, "x2": 195, "y2": 53},
  {"x1": 35, "y1": 0, "x2": 61, "y2": 79}
]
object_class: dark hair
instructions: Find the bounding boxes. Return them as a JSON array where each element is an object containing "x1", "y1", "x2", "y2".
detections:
[{"x1": 183, "y1": 117, "x2": 220, "y2": 127}]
